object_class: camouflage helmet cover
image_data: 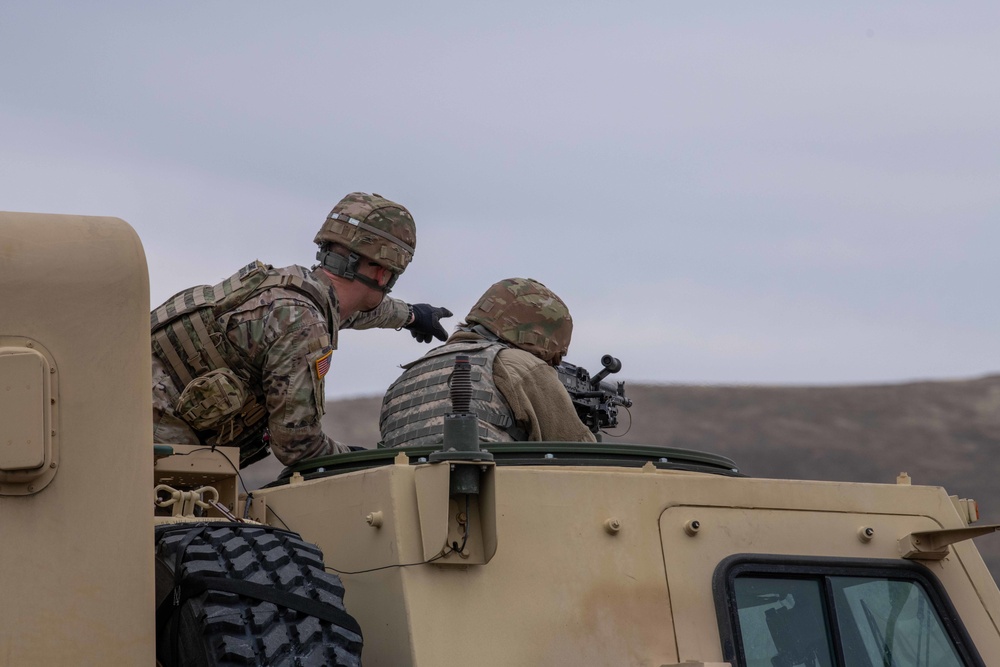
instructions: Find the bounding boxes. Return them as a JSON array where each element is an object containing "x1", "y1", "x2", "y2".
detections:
[
  {"x1": 314, "y1": 192, "x2": 417, "y2": 274},
  {"x1": 466, "y1": 277, "x2": 573, "y2": 364}
]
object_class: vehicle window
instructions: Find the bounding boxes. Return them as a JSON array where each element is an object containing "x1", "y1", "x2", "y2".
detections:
[
  {"x1": 733, "y1": 577, "x2": 835, "y2": 667},
  {"x1": 830, "y1": 577, "x2": 963, "y2": 667},
  {"x1": 729, "y1": 570, "x2": 970, "y2": 667}
]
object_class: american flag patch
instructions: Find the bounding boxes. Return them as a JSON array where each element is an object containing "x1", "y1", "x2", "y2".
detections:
[{"x1": 315, "y1": 350, "x2": 333, "y2": 379}]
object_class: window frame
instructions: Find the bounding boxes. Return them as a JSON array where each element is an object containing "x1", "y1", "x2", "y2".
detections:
[{"x1": 712, "y1": 554, "x2": 985, "y2": 667}]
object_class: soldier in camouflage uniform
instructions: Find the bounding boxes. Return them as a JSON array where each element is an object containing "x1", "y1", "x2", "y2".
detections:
[
  {"x1": 379, "y1": 278, "x2": 596, "y2": 448},
  {"x1": 151, "y1": 192, "x2": 453, "y2": 467}
]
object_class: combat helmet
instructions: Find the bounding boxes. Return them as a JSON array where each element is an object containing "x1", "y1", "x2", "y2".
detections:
[
  {"x1": 467, "y1": 277, "x2": 573, "y2": 365},
  {"x1": 314, "y1": 192, "x2": 416, "y2": 292}
]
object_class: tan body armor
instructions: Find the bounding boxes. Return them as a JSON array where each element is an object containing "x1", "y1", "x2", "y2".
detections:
[
  {"x1": 379, "y1": 339, "x2": 528, "y2": 448},
  {"x1": 150, "y1": 260, "x2": 335, "y2": 464}
]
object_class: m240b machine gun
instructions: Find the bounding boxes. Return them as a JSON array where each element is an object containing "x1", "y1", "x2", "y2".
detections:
[{"x1": 556, "y1": 354, "x2": 633, "y2": 438}]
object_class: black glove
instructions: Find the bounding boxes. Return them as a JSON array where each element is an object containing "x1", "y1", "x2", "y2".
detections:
[{"x1": 405, "y1": 303, "x2": 453, "y2": 343}]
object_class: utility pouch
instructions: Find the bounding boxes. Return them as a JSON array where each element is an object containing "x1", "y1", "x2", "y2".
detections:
[{"x1": 176, "y1": 369, "x2": 249, "y2": 430}]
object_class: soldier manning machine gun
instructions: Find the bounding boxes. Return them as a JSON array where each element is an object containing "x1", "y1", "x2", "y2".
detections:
[{"x1": 556, "y1": 354, "x2": 633, "y2": 438}]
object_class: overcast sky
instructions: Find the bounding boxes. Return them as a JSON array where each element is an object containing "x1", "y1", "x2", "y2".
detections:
[{"x1": 2, "y1": 2, "x2": 998, "y2": 397}]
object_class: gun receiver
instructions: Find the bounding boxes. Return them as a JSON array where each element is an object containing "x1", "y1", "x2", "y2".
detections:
[{"x1": 556, "y1": 354, "x2": 633, "y2": 438}]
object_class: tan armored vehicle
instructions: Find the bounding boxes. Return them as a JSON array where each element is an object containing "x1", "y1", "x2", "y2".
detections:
[{"x1": 3, "y1": 212, "x2": 1000, "y2": 666}]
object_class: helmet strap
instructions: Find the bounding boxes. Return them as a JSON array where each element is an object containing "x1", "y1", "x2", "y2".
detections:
[{"x1": 316, "y1": 248, "x2": 393, "y2": 294}]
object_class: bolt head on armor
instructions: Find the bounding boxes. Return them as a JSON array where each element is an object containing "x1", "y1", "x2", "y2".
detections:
[
  {"x1": 466, "y1": 277, "x2": 573, "y2": 365},
  {"x1": 313, "y1": 192, "x2": 417, "y2": 274}
]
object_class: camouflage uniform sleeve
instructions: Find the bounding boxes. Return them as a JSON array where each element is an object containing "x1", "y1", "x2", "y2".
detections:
[
  {"x1": 258, "y1": 304, "x2": 351, "y2": 465},
  {"x1": 342, "y1": 295, "x2": 411, "y2": 331},
  {"x1": 494, "y1": 349, "x2": 597, "y2": 443}
]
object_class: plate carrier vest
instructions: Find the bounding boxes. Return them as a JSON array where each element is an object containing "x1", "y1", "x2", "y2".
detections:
[{"x1": 379, "y1": 336, "x2": 528, "y2": 448}]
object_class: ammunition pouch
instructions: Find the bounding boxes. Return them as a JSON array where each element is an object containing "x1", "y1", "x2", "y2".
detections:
[{"x1": 176, "y1": 369, "x2": 249, "y2": 431}]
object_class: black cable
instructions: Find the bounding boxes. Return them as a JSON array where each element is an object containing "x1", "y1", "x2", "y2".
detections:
[
  {"x1": 326, "y1": 494, "x2": 473, "y2": 576},
  {"x1": 601, "y1": 405, "x2": 633, "y2": 438},
  {"x1": 168, "y1": 451, "x2": 299, "y2": 532},
  {"x1": 324, "y1": 551, "x2": 450, "y2": 575},
  {"x1": 154, "y1": 446, "x2": 311, "y2": 531},
  {"x1": 160, "y1": 445, "x2": 251, "y2": 496},
  {"x1": 453, "y1": 494, "x2": 471, "y2": 554},
  {"x1": 165, "y1": 448, "x2": 480, "y2": 575},
  {"x1": 159, "y1": 446, "x2": 452, "y2": 573},
  {"x1": 261, "y1": 501, "x2": 293, "y2": 531}
]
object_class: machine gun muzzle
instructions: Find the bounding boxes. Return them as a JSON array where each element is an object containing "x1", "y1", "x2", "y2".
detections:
[{"x1": 590, "y1": 354, "x2": 622, "y2": 388}]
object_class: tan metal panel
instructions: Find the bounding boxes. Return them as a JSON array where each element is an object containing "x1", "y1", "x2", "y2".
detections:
[
  {"x1": 0, "y1": 349, "x2": 46, "y2": 471},
  {"x1": 0, "y1": 212, "x2": 154, "y2": 665},
  {"x1": 256, "y1": 460, "x2": 1000, "y2": 666}
]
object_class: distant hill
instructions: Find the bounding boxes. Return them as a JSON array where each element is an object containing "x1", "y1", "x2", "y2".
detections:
[{"x1": 243, "y1": 374, "x2": 1000, "y2": 578}]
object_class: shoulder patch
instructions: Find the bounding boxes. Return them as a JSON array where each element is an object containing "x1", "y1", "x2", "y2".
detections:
[{"x1": 315, "y1": 350, "x2": 333, "y2": 379}]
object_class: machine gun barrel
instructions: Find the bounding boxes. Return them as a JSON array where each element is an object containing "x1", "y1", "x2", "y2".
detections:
[{"x1": 590, "y1": 354, "x2": 622, "y2": 387}]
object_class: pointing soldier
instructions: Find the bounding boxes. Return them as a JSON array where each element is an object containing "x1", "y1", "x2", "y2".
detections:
[
  {"x1": 151, "y1": 192, "x2": 453, "y2": 467},
  {"x1": 379, "y1": 277, "x2": 596, "y2": 448}
]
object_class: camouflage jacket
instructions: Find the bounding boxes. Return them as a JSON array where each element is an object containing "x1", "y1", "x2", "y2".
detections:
[{"x1": 151, "y1": 262, "x2": 410, "y2": 466}]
